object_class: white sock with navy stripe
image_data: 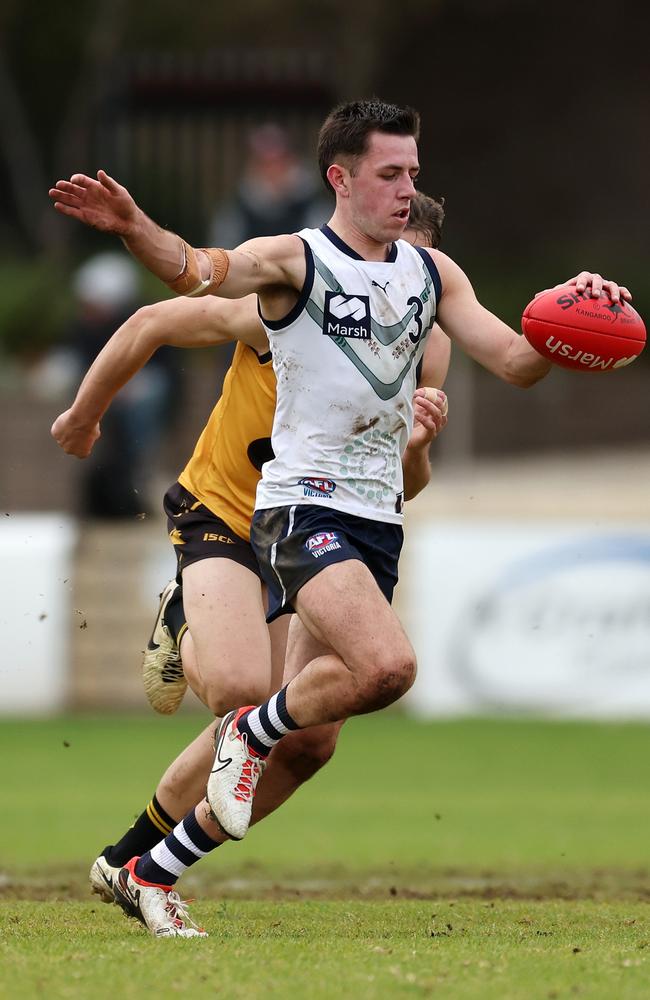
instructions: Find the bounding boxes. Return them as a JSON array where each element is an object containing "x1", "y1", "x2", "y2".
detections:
[
  {"x1": 237, "y1": 685, "x2": 300, "y2": 757},
  {"x1": 134, "y1": 808, "x2": 221, "y2": 886}
]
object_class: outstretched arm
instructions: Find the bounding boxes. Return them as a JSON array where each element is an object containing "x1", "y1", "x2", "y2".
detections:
[
  {"x1": 52, "y1": 295, "x2": 264, "y2": 458},
  {"x1": 430, "y1": 251, "x2": 632, "y2": 387},
  {"x1": 49, "y1": 170, "x2": 305, "y2": 310}
]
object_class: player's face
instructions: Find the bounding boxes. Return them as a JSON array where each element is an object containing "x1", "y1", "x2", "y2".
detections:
[{"x1": 348, "y1": 131, "x2": 419, "y2": 244}]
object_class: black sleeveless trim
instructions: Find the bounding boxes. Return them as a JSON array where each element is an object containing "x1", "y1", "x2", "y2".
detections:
[
  {"x1": 258, "y1": 238, "x2": 314, "y2": 332},
  {"x1": 415, "y1": 247, "x2": 443, "y2": 304}
]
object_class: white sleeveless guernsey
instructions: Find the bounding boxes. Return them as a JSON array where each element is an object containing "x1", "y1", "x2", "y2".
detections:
[{"x1": 255, "y1": 225, "x2": 441, "y2": 524}]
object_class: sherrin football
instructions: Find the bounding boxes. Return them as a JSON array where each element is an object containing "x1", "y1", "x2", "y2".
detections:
[{"x1": 522, "y1": 285, "x2": 646, "y2": 372}]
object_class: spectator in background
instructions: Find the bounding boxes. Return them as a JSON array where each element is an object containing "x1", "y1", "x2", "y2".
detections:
[
  {"x1": 209, "y1": 123, "x2": 331, "y2": 246},
  {"x1": 60, "y1": 253, "x2": 178, "y2": 518}
]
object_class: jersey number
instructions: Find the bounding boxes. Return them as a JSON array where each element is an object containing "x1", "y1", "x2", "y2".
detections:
[{"x1": 407, "y1": 296, "x2": 424, "y2": 344}]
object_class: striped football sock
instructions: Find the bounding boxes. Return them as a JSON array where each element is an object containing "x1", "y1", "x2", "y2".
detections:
[
  {"x1": 104, "y1": 795, "x2": 176, "y2": 868},
  {"x1": 134, "y1": 808, "x2": 222, "y2": 886},
  {"x1": 236, "y1": 685, "x2": 300, "y2": 758}
]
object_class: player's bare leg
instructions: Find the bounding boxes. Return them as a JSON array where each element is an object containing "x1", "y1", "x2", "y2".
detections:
[
  {"x1": 289, "y1": 561, "x2": 416, "y2": 722},
  {"x1": 206, "y1": 559, "x2": 413, "y2": 838},
  {"x1": 92, "y1": 569, "x2": 275, "y2": 901},
  {"x1": 249, "y1": 613, "x2": 343, "y2": 823},
  {"x1": 181, "y1": 558, "x2": 273, "y2": 714},
  {"x1": 91, "y1": 610, "x2": 342, "y2": 902},
  {"x1": 157, "y1": 613, "x2": 340, "y2": 831},
  {"x1": 93, "y1": 565, "x2": 347, "y2": 907},
  {"x1": 152, "y1": 713, "x2": 341, "y2": 845},
  {"x1": 113, "y1": 568, "x2": 376, "y2": 912},
  {"x1": 176, "y1": 613, "x2": 348, "y2": 842},
  {"x1": 96, "y1": 620, "x2": 341, "y2": 909}
]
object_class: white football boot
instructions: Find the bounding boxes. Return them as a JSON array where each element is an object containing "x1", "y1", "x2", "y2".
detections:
[
  {"x1": 206, "y1": 708, "x2": 267, "y2": 841},
  {"x1": 113, "y1": 857, "x2": 207, "y2": 938},
  {"x1": 142, "y1": 580, "x2": 187, "y2": 715},
  {"x1": 89, "y1": 851, "x2": 121, "y2": 903}
]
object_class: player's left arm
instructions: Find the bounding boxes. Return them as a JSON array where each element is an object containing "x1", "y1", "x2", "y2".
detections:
[
  {"x1": 51, "y1": 295, "x2": 266, "y2": 458},
  {"x1": 430, "y1": 250, "x2": 631, "y2": 387},
  {"x1": 402, "y1": 329, "x2": 451, "y2": 500}
]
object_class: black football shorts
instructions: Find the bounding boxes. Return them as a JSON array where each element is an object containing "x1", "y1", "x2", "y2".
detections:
[
  {"x1": 250, "y1": 503, "x2": 403, "y2": 622},
  {"x1": 163, "y1": 482, "x2": 261, "y2": 581}
]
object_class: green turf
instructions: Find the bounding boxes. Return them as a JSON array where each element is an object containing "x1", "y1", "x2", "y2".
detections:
[
  {"x1": 2, "y1": 713, "x2": 649, "y2": 876},
  {"x1": 2, "y1": 714, "x2": 650, "y2": 997},
  {"x1": 2, "y1": 900, "x2": 650, "y2": 999}
]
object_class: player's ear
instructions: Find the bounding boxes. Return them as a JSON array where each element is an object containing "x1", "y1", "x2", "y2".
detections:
[{"x1": 326, "y1": 163, "x2": 350, "y2": 198}]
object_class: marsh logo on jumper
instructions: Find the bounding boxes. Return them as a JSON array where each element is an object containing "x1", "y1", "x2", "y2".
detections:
[
  {"x1": 306, "y1": 532, "x2": 342, "y2": 558},
  {"x1": 323, "y1": 291, "x2": 371, "y2": 340},
  {"x1": 299, "y1": 477, "x2": 336, "y2": 498}
]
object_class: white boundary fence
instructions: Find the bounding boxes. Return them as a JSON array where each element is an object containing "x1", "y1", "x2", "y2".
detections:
[
  {"x1": 2, "y1": 450, "x2": 649, "y2": 718},
  {"x1": 0, "y1": 515, "x2": 77, "y2": 714}
]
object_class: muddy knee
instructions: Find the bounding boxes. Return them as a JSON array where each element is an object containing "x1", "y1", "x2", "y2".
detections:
[
  {"x1": 272, "y1": 724, "x2": 340, "y2": 781},
  {"x1": 355, "y1": 651, "x2": 417, "y2": 712}
]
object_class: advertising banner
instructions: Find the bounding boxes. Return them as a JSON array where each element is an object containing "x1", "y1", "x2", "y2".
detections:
[{"x1": 403, "y1": 522, "x2": 650, "y2": 718}]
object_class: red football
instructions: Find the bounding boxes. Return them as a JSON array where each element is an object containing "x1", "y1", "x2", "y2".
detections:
[{"x1": 522, "y1": 285, "x2": 646, "y2": 372}]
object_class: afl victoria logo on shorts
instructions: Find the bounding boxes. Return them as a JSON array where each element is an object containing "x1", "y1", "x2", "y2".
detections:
[
  {"x1": 305, "y1": 532, "x2": 342, "y2": 558},
  {"x1": 323, "y1": 292, "x2": 371, "y2": 340}
]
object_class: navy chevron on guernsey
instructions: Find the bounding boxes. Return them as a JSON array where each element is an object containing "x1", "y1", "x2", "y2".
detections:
[
  {"x1": 134, "y1": 810, "x2": 222, "y2": 886},
  {"x1": 236, "y1": 685, "x2": 300, "y2": 757}
]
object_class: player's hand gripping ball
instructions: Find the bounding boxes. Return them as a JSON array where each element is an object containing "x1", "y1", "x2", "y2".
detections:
[{"x1": 522, "y1": 286, "x2": 646, "y2": 372}]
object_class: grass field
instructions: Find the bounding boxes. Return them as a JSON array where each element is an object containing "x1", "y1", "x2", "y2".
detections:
[{"x1": 2, "y1": 713, "x2": 650, "y2": 998}]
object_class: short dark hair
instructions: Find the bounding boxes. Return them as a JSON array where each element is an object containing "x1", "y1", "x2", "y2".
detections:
[
  {"x1": 317, "y1": 99, "x2": 420, "y2": 192},
  {"x1": 408, "y1": 192, "x2": 446, "y2": 248}
]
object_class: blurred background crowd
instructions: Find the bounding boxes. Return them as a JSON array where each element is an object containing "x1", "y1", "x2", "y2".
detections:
[{"x1": 0, "y1": 0, "x2": 648, "y2": 716}]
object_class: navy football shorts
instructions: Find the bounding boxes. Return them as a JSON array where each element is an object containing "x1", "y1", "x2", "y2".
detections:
[{"x1": 250, "y1": 503, "x2": 403, "y2": 622}]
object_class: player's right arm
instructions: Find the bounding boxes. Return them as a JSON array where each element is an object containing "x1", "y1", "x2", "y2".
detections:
[
  {"x1": 49, "y1": 171, "x2": 305, "y2": 315},
  {"x1": 431, "y1": 251, "x2": 552, "y2": 386},
  {"x1": 430, "y1": 251, "x2": 630, "y2": 387},
  {"x1": 51, "y1": 295, "x2": 265, "y2": 459}
]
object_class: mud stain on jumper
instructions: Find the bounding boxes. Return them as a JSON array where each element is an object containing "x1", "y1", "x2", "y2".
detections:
[{"x1": 352, "y1": 415, "x2": 380, "y2": 435}]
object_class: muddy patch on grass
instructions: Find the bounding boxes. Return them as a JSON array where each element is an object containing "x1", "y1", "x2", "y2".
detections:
[{"x1": 2, "y1": 865, "x2": 650, "y2": 903}]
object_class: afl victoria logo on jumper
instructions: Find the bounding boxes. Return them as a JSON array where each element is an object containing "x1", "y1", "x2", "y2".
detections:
[
  {"x1": 298, "y1": 478, "x2": 336, "y2": 498},
  {"x1": 323, "y1": 291, "x2": 371, "y2": 340}
]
